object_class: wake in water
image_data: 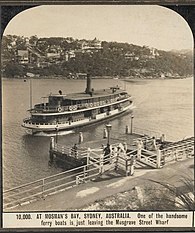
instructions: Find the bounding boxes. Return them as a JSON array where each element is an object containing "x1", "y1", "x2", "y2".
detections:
[{"x1": 27, "y1": 129, "x2": 75, "y2": 137}]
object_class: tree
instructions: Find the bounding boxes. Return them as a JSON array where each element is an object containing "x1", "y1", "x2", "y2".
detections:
[
  {"x1": 29, "y1": 35, "x2": 38, "y2": 45},
  {"x1": 4, "y1": 63, "x2": 25, "y2": 78}
]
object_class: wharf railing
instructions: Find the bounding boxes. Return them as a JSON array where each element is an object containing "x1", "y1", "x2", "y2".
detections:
[
  {"x1": 3, "y1": 145, "x2": 135, "y2": 210},
  {"x1": 4, "y1": 137, "x2": 194, "y2": 210},
  {"x1": 136, "y1": 148, "x2": 158, "y2": 168},
  {"x1": 3, "y1": 154, "x2": 102, "y2": 210},
  {"x1": 52, "y1": 144, "x2": 88, "y2": 158},
  {"x1": 161, "y1": 137, "x2": 194, "y2": 163}
]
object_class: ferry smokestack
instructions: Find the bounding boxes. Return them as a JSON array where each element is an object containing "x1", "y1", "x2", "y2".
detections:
[{"x1": 85, "y1": 74, "x2": 92, "y2": 94}]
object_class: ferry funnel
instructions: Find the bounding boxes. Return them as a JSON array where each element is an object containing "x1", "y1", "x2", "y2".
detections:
[{"x1": 85, "y1": 74, "x2": 92, "y2": 94}]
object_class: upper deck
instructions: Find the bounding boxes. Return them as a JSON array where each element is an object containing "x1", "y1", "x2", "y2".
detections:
[
  {"x1": 32, "y1": 86, "x2": 132, "y2": 114},
  {"x1": 51, "y1": 88, "x2": 129, "y2": 101}
]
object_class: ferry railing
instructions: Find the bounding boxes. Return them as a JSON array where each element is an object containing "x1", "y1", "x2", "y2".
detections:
[{"x1": 23, "y1": 117, "x2": 31, "y2": 123}]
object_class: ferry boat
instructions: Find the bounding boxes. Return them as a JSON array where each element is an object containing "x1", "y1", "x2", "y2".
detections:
[{"x1": 22, "y1": 75, "x2": 134, "y2": 135}]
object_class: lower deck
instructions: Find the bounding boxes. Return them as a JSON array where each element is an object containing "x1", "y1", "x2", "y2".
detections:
[{"x1": 22, "y1": 103, "x2": 133, "y2": 134}]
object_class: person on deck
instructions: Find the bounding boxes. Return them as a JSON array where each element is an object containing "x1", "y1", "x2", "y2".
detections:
[
  {"x1": 72, "y1": 144, "x2": 78, "y2": 158},
  {"x1": 103, "y1": 144, "x2": 111, "y2": 164}
]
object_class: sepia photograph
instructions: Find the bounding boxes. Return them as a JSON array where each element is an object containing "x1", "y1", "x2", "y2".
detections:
[{"x1": 1, "y1": 4, "x2": 194, "y2": 229}]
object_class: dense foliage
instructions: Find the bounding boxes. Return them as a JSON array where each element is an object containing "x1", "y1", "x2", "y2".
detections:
[{"x1": 2, "y1": 35, "x2": 193, "y2": 78}]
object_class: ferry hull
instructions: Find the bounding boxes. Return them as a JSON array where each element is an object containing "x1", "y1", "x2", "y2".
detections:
[{"x1": 22, "y1": 104, "x2": 134, "y2": 136}]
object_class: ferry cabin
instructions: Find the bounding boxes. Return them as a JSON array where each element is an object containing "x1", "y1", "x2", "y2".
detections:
[{"x1": 29, "y1": 88, "x2": 132, "y2": 126}]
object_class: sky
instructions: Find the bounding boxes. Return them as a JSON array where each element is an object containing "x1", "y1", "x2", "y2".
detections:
[{"x1": 3, "y1": 5, "x2": 193, "y2": 51}]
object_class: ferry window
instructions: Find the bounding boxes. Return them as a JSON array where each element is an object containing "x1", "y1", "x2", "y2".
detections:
[{"x1": 63, "y1": 99, "x2": 70, "y2": 105}]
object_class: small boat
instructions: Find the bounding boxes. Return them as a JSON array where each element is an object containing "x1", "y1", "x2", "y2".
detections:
[{"x1": 22, "y1": 75, "x2": 134, "y2": 135}]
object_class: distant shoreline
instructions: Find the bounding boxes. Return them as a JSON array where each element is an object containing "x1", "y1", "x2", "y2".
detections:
[{"x1": 2, "y1": 75, "x2": 192, "y2": 81}]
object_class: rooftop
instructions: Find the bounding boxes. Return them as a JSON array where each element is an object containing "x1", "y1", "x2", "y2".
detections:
[{"x1": 50, "y1": 88, "x2": 127, "y2": 101}]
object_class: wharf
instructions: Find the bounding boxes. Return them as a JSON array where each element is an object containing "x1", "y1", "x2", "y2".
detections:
[
  {"x1": 49, "y1": 128, "x2": 176, "y2": 170},
  {"x1": 3, "y1": 127, "x2": 194, "y2": 211},
  {"x1": 53, "y1": 126, "x2": 170, "y2": 153},
  {"x1": 71, "y1": 133, "x2": 141, "y2": 150},
  {"x1": 49, "y1": 128, "x2": 144, "y2": 169}
]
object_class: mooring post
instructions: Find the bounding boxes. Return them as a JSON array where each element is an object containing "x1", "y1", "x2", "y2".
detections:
[
  {"x1": 125, "y1": 125, "x2": 129, "y2": 134},
  {"x1": 103, "y1": 128, "x2": 107, "y2": 138},
  {"x1": 106, "y1": 124, "x2": 112, "y2": 144},
  {"x1": 50, "y1": 136, "x2": 55, "y2": 150},
  {"x1": 49, "y1": 137, "x2": 55, "y2": 164},
  {"x1": 156, "y1": 149, "x2": 161, "y2": 168},
  {"x1": 78, "y1": 132, "x2": 83, "y2": 144}
]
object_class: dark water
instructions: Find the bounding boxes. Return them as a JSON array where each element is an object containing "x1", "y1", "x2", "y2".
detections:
[{"x1": 2, "y1": 78, "x2": 193, "y2": 190}]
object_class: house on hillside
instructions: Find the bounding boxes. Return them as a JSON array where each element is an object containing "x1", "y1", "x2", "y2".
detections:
[
  {"x1": 79, "y1": 38, "x2": 102, "y2": 53},
  {"x1": 16, "y1": 50, "x2": 29, "y2": 64},
  {"x1": 125, "y1": 52, "x2": 136, "y2": 61},
  {"x1": 75, "y1": 73, "x2": 87, "y2": 79},
  {"x1": 90, "y1": 37, "x2": 102, "y2": 49},
  {"x1": 64, "y1": 50, "x2": 76, "y2": 61},
  {"x1": 46, "y1": 52, "x2": 61, "y2": 59},
  {"x1": 16, "y1": 45, "x2": 45, "y2": 66},
  {"x1": 67, "y1": 72, "x2": 87, "y2": 79},
  {"x1": 150, "y1": 48, "x2": 159, "y2": 58}
]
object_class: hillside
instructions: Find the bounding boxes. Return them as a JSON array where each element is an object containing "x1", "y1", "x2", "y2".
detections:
[{"x1": 1, "y1": 35, "x2": 193, "y2": 79}]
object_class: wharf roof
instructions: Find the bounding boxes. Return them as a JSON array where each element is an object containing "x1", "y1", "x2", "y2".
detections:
[{"x1": 50, "y1": 88, "x2": 127, "y2": 101}]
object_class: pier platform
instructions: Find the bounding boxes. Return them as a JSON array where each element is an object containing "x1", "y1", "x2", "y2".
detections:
[
  {"x1": 3, "y1": 128, "x2": 194, "y2": 211},
  {"x1": 49, "y1": 131, "x2": 193, "y2": 171}
]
